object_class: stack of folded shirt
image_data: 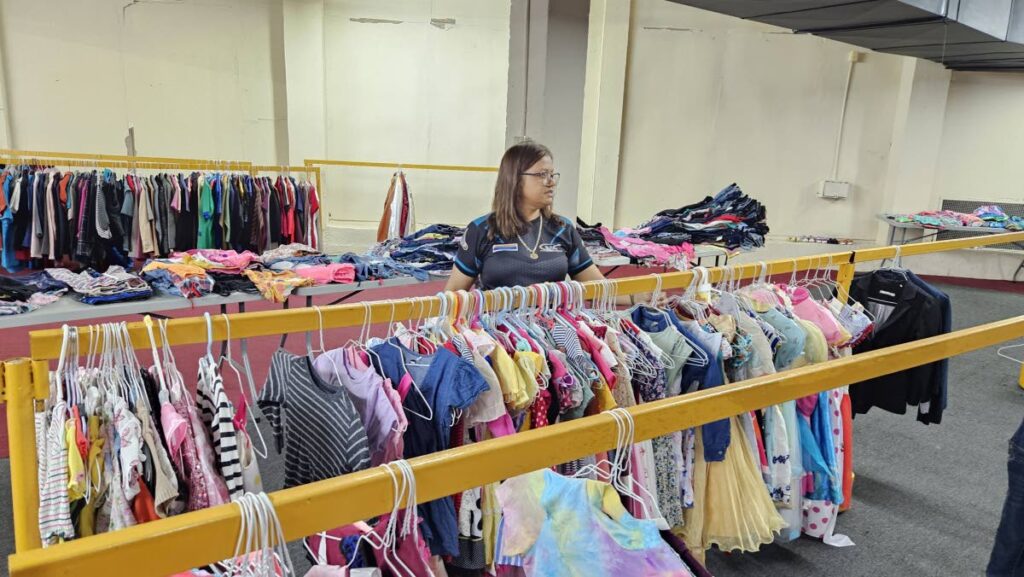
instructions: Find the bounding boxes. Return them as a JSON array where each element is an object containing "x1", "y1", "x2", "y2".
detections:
[
  {"x1": 293, "y1": 263, "x2": 357, "y2": 285},
  {"x1": 383, "y1": 224, "x2": 465, "y2": 273},
  {"x1": 262, "y1": 243, "x2": 330, "y2": 270},
  {"x1": 0, "y1": 274, "x2": 67, "y2": 315},
  {"x1": 45, "y1": 266, "x2": 152, "y2": 305},
  {"x1": 141, "y1": 260, "x2": 216, "y2": 298},
  {"x1": 175, "y1": 249, "x2": 262, "y2": 273},
  {"x1": 172, "y1": 249, "x2": 263, "y2": 297},
  {"x1": 628, "y1": 183, "x2": 769, "y2": 250},
  {"x1": 338, "y1": 252, "x2": 430, "y2": 282}
]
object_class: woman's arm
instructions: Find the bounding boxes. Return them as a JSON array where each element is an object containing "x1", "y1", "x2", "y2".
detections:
[{"x1": 444, "y1": 266, "x2": 477, "y2": 292}]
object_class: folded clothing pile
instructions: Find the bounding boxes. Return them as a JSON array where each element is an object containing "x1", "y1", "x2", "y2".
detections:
[
  {"x1": 631, "y1": 183, "x2": 768, "y2": 250},
  {"x1": 382, "y1": 224, "x2": 465, "y2": 273},
  {"x1": 45, "y1": 266, "x2": 152, "y2": 305},
  {"x1": 141, "y1": 260, "x2": 216, "y2": 298},
  {"x1": 892, "y1": 206, "x2": 1024, "y2": 230},
  {"x1": 261, "y1": 243, "x2": 356, "y2": 290},
  {"x1": 262, "y1": 243, "x2": 330, "y2": 270},
  {"x1": 339, "y1": 252, "x2": 431, "y2": 282},
  {"x1": 0, "y1": 273, "x2": 67, "y2": 315},
  {"x1": 575, "y1": 219, "x2": 694, "y2": 267},
  {"x1": 174, "y1": 249, "x2": 262, "y2": 274}
]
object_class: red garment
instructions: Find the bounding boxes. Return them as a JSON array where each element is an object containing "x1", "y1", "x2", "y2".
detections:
[
  {"x1": 307, "y1": 184, "x2": 320, "y2": 250},
  {"x1": 751, "y1": 411, "x2": 769, "y2": 471},
  {"x1": 285, "y1": 178, "x2": 296, "y2": 242},
  {"x1": 715, "y1": 214, "x2": 745, "y2": 223},
  {"x1": 531, "y1": 388, "x2": 552, "y2": 428},
  {"x1": 399, "y1": 175, "x2": 410, "y2": 236},
  {"x1": 132, "y1": 482, "x2": 160, "y2": 524},
  {"x1": 71, "y1": 406, "x2": 88, "y2": 460},
  {"x1": 372, "y1": 511, "x2": 433, "y2": 575},
  {"x1": 450, "y1": 420, "x2": 466, "y2": 514},
  {"x1": 59, "y1": 172, "x2": 71, "y2": 204},
  {"x1": 839, "y1": 392, "x2": 854, "y2": 512}
]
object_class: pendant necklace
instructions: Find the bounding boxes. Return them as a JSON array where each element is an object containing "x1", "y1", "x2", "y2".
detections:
[{"x1": 517, "y1": 216, "x2": 544, "y2": 260}]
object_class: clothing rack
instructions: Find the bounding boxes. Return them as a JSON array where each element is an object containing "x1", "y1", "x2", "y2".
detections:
[
  {"x1": 4, "y1": 231, "x2": 1024, "y2": 577},
  {"x1": 0, "y1": 156, "x2": 253, "y2": 173},
  {"x1": 248, "y1": 164, "x2": 324, "y2": 251},
  {"x1": 302, "y1": 158, "x2": 499, "y2": 221},
  {"x1": 0, "y1": 148, "x2": 255, "y2": 168}
]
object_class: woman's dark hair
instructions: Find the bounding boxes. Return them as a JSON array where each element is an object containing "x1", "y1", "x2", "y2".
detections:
[{"x1": 489, "y1": 140, "x2": 555, "y2": 240}]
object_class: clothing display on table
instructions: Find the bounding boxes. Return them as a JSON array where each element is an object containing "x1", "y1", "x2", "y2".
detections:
[
  {"x1": 890, "y1": 205, "x2": 1024, "y2": 231},
  {"x1": 379, "y1": 223, "x2": 465, "y2": 274},
  {"x1": 45, "y1": 265, "x2": 152, "y2": 304},
  {"x1": 0, "y1": 273, "x2": 66, "y2": 315},
  {"x1": 579, "y1": 182, "x2": 766, "y2": 259}
]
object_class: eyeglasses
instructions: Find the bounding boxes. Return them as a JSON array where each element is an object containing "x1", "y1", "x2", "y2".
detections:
[{"x1": 520, "y1": 171, "x2": 560, "y2": 184}]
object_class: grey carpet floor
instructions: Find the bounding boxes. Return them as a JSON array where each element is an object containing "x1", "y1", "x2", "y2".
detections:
[{"x1": 1, "y1": 283, "x2": 1021, "y2": 577}]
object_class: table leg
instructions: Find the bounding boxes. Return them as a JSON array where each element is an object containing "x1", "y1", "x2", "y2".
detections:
[
  {"x1": 328, "y1": 290, "x2": 364, "y2": 306},
  {"x1": 304, "y1": 295, "x2": 314, "y2": 353},
  {"x1": 218, "y1": 304, "x2": 228, "y2": 358},
  {"x1": 278, "y1": 299, "x2": 291, "y2": 348}
]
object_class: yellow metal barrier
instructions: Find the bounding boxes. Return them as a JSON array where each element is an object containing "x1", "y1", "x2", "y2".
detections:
[
  {"x1": 9, "y1": 316, "x2": 1024, "y2": 577},
  {"x1": 6, "y1": 231, "x2": 1024, "y2": 576}
]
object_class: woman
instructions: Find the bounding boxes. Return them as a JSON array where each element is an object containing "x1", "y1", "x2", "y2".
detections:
[{"x1": 445, "y1": 141, "x2": 608, "y2": 292}]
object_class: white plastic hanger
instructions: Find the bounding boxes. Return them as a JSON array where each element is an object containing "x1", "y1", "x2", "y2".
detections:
[
  {"x1": 572, "y1": 408, "x2": 657, "y2": 521},
  {"x1": 339, "y1": 460, "x2": 428, "y2": 577},
  {"x1": 997, "y1": 342, "x2": 1024, "y2": 388}
]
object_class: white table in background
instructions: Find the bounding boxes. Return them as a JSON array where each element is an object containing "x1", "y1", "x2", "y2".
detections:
[{"x1": 876, "y1": 213, "x2": 1024, "y2": 282}]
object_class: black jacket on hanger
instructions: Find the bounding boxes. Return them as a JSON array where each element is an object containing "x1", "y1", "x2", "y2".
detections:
[{"x1": 849, "y1": 269, "x2": 944, "y2": 418}]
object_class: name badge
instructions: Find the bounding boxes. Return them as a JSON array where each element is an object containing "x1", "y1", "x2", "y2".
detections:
[{"x1": 492, "y1": 243, "x2": 519, "y2": 253}]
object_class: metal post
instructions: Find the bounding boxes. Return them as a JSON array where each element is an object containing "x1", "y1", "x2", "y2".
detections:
[{"x1": 6, "y1": 358, "x2": 42, "y2": 551}]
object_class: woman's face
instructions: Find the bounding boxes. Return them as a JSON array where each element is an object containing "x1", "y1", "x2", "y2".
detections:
[{"x1": 518, "y1": 155, "x2": 556, "y2": 213}]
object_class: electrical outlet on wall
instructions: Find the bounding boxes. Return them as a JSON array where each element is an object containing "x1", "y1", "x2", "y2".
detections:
[{"x1": 818, "y1": 180, "x2": 851, "y2": 200}]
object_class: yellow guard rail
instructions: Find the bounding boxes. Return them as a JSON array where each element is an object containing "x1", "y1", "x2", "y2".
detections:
[{"x1": 5, "y1": 231, "x2": 1024, "y2": 576}]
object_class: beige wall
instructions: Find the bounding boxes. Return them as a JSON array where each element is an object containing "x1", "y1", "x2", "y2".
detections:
[
  {"x1": 0, "y1": 0, "x2": 285, "y2": 163},
  {"x1": 0, "y1": 0, "x2": 511, "y2": 252},
  {"x1": 934, "y1": 72, "x2": 1024, "y2": 206},
  {"x1": 541, "y1": 0, "x2": 591, "y2": 218},
  {"x1": 615, "y1": 0, "x2": 905, "y2": 239},
  {"x1": 318, "y1": 0, "x2": 510, "y2": 236}
]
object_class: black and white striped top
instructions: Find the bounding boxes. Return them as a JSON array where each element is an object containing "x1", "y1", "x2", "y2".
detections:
[
  {"x1": 196, "y1": 357, "x2": 244, "y2": 499},
  {"x1": 258, "y1": 348, "x2": 371, "y2": 488}
]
